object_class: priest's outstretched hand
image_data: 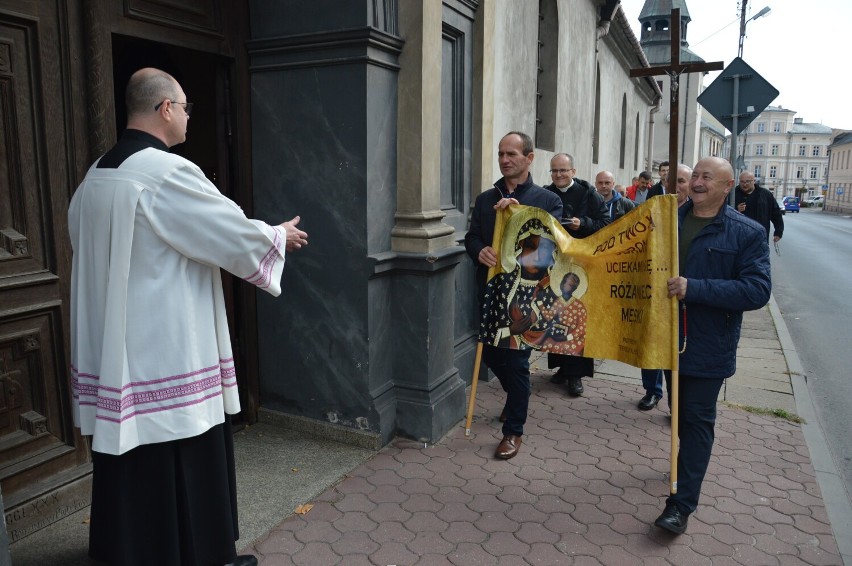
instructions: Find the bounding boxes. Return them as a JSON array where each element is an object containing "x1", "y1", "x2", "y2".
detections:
[{"x1": 280, "y1": 216, "x2": 309, "y2": 251}]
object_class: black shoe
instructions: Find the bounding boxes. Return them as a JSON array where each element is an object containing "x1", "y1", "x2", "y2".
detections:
[
  {"x1": 567, "y1": 376, "x2": 584, "y2": 396},
  {"x1": 638, "y1": 393, "x2": 662, "y2": 411},
  {"x1": 228, "y1": 556, "x2": 258, "y2": 566},
  {"x1": 549, "y1": 371, "x2": 567, "y2": 384},
  {"x1": 654, "y1": 504, "x2": 689, "y2": 534}
]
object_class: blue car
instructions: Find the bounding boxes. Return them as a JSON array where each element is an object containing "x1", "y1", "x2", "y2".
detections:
[{"x1": 783, "y1": 196, "x2": 800, "y2": 213}]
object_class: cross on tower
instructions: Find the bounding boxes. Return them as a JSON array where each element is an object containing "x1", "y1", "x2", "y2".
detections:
[{"x1": 630, "y1": 8, "x2": 724, "y2": 191}]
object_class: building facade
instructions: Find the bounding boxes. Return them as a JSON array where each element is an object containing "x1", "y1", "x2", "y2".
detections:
[
  {"x1": 699, "y1": 111, "x2": 727, "y2": 159},
  {"x1": 725, "y1": 106, "x2": 833, "y2": 199},
  {"x1": 826, "y1": 132, "x2": 852, "y2": 214},
  {"x1": 0, "y1": 0, "x2": 659, "y2": 546}
]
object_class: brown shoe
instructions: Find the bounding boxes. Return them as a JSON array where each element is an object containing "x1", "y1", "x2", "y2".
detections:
[{"x1": 495, "y1": 435, "x2": 522, "y2": 459}]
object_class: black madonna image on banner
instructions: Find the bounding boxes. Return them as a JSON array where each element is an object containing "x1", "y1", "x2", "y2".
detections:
[{"x1": 480, "y1": 217, "x2": 588, "y2": 355}]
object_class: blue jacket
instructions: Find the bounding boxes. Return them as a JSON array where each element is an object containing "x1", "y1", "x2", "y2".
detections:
[
  {"x1": 465, "y1": 174, "x2": 563, "y2": 295},
  {"x1": 678, "y1": 202, "x2": 771, "y2": 378},
  {"x1": 605, "y1": 190, "x2": 636, "y2": 221}
]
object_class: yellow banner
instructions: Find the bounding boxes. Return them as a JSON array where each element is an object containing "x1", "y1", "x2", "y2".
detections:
[{"x1": 479, "y1": 196, "x2": 679, "y2": 369}]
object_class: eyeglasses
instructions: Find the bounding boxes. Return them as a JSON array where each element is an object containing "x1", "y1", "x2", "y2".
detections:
[
  {"x1": 550, "y1": 168, "x2": 574, "y2": 174},
  {"x1": 154, "y1": 100, "x2": 193, "y2": 116}
]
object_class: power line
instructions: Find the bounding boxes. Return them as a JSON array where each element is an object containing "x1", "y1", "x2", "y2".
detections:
[{"x1": 689, "y1": 17, "x2": 740, "y2": 49}]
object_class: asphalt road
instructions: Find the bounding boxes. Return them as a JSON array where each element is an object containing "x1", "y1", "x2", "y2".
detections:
[{"x1": 770, "y1": 206, "x2": 852, "y2": 503}]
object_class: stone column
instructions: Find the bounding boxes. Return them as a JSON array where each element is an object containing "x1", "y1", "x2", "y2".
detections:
[
  {"x1": 392, "y1": 1, "x2": 455, "y2": 253},
  {"x1": 384, "y1": 0, "x2": 467, "y2": 441}
]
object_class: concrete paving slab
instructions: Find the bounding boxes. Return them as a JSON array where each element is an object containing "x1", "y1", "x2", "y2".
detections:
[
  {"x1": 723, "y1": 382, "x2": 797, "y2": 414},
  {"x1": 729, "y1": 374, "x2": 794, "y2": 394}
]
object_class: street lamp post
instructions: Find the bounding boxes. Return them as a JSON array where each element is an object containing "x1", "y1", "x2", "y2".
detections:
[
  {"x1": 729, "y1": 1, "x2": 771, "y2": 206},
  {"x1": 738, "y1": 2, "x2": 772, "y2": 59}
]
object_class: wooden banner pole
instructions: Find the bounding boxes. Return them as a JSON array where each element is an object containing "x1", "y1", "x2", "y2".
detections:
[
  {"x1": 669, "y1": 197, "x2": 680, "y2": 495},
  {"x1": 464, "y1": 342, "x2": 484, "y2": 437}
]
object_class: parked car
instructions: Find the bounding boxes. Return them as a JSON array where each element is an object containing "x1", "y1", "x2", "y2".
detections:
[
  {"x1": 776, "y1": 197, "x2": 786, "y2": 214},
  {"x1": 783, "y1": 196, "x2": 800, "y2": 213},
  {"x1": 805, "y1": 195, "x2": 824, "y2": 207}
]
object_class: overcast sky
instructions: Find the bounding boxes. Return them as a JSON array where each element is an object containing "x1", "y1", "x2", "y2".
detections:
[{"x1": 620, "y1": 0, "x2": 852, "y2": 132}]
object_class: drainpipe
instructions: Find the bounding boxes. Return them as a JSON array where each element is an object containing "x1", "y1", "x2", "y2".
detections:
[
  {"x1": 647, "y1": 95, "x2": 662, "y2": 171},
  {"x1": 680, "y1": 72, "x2": 691, "y2": 164},
  {"x1": 597, "y1": 0, "x2": 620, "y2": 40},
  {"x1": 597, "y1": 16, "x2": 612, "y2": 40}
]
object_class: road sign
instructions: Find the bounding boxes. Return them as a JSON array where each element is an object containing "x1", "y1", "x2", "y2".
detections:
[{"x1": 697, "y1": 57, "x2": 779, "y2": 135}]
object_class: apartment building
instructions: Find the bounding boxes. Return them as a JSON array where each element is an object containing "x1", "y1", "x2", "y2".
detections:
[
  {"x1": 826, "y1": 131, "x2": 852, "y2": 214},
  {"x1": 725, "y1": 106, "x2": 832, "y2": 199}
]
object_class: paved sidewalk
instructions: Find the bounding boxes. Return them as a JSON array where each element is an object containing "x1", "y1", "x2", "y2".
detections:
[
  {"x1": 9, "y1": 300, "x2": 850, "y2": 565},
  {"x1": 243, "y1": 302, "x2": 845, "y2": 565}
]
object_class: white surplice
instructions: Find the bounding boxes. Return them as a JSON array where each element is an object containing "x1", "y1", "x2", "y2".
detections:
[{"x1": 69, "y1": 148, "x2": 285, "y2": 455}]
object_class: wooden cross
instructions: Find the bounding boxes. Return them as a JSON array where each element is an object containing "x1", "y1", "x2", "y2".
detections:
[{"x1": 630, "y1": 8, "x2": 724, "y2": 192}]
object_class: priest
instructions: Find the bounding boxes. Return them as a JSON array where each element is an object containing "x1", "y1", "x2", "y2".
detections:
[{"x1": 68, "y1": 67, "x2": 308, "y2": 566}]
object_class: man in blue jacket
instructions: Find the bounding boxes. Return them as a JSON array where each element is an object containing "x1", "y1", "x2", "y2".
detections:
[
  {"x1": 655, "y1": 157, "x2": 771, "y2": 534},
  {"x1": 464, "y1": 132, "x2": 562, "y2": 460}
]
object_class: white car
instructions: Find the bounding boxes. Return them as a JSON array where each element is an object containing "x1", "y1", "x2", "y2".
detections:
[{"x1": 805, "y1": 195, "x2": 824, "y2": 207}]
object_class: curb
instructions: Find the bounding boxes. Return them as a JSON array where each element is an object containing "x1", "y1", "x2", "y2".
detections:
[{"x1": 768, "y1": 293, "x2": 852, "y2": 565}]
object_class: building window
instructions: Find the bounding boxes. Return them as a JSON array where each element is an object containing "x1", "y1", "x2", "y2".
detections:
[
  {"x1": 535, "y1": 0, "x2": 558, "y2": 151},
  {"x1": 755, "y1": 144, "x2": 764, "y2": 156},
  {"x1": 810, "y1": 166, "x2": 818, "y2": 179},
  {"x1": 592, "y1": 64, "x2": 600, "y2": 164},
  {"x1": 773, "y1": 122, "x2": 783, "y2": 133},
  {"x1": 756, "y1": 122, "x2": 765, "y2": 133},
  {"x1": 634, "y1": 113, "x2": 640, "y2": 171},
  {"x1": 769, "y1": 166, "x2": 777, "y2": 178},
  {"x1": 771, "y1": 144, "x2": 779, "y2": 156},
  {"x1": 796, "y1": 166, "x2": 804, "y2": 179},
  {"x1": 799, "y1": 145, "x2": 807, "y2": 156},
  {"x1": 754, "y1": 165, "x2": 762, "y2": 178},
  {"x1": 619, "y1": 94, "x2": 627, "y2": 169},
  {"x1": 812, "y1": 146, "x2": 820, "y2": 157}
]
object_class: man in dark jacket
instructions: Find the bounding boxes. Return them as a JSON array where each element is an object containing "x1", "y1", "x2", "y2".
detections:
[
  {"x1": 464, "y1": 131, "x2": 562, "y2": 461},
  {"x1": 734, "y1": 170, "x2": 784, "y2": 242},
  {"x1": 649, "y1": 160, "x2": 669, "y2": 197},
  {"x1": 543, "y1": 153, "x2": 610, "y2": 396},
  {"x1": 654, "y1": 157, "x2": 771, "y2": 535}
]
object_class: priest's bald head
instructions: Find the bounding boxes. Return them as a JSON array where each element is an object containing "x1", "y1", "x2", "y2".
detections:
[{"x1": 125, "y1": 67, "x2": 192, "y2": 147}]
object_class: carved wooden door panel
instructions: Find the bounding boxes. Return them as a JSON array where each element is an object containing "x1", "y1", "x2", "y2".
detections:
[{"x1": 0, "y1": 1, "x2": 89, "y2": 539}]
